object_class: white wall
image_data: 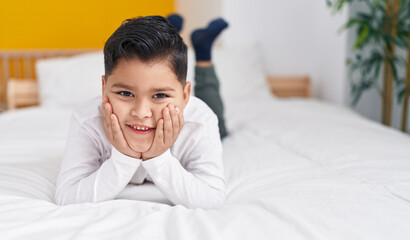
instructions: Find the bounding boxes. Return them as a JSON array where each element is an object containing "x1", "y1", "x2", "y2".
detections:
[
  {"x1": 176, "y1": 0, "x2": 222, "y2": 47},
  {"x1": 176, "y1": 0, "x2": 410, "y2": 132},
  {"x1": 177, "y1": 0, "x2": 349, "y2": 105}
]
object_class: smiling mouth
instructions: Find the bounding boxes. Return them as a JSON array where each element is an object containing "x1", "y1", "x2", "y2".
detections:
[{"x1": 127, "y1": 124, "x2": 155, "y2": 135}]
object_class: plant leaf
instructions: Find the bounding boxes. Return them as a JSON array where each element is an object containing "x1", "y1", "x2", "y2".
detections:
[{"x1": 354, "y1": 25, "x2": 370, "y2": 49}]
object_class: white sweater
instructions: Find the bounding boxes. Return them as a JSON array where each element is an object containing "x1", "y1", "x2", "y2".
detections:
[{"x1": 54, "y1": 96, "x2": 225, "y2": 209}]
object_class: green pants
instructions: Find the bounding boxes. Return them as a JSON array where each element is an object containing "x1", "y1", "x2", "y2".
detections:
[{"x1": 194, "y1": 66, "x2": 228, "y2": 140}]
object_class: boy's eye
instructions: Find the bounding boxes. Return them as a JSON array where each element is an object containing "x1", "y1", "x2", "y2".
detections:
[
  {"x1": 153, "y1": 93, "x2": 168, "y2": 99},
  {"x1": 118, "y1": 91, "x2": 134, "y2": 97}
]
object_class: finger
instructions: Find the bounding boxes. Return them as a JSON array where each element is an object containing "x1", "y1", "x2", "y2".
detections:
[
  {"x1": 176, "y1": 106, "x2": 184, "y2": 133},
  {"x1": 103, "y1": 97, "x2": 112, "y2": 117},
  {"x1": 169, "y1": 104, "x2": 179, "y2": 140},
  {"x1": 110, "y1": 113, "x2": 127, "y2": 146},
  {"x1": 150, "y1": 118, "x2": 164, "y2": 147},
  {"x1": 163, "y1": 107, "x2": 172, "y2": 145},
  {"x1": 102, "y1": 102, "x2": 113, "y2": 139},
  {"x1": 105, "y1": 101, "x2": 113, "y2": 114},
  {"x1": 103, "y1": 103, "x2": 113, "y2": 127},
  {"x1": 102, "y1": 101, "x2": 109, "y2": 118},
  {"x1": 103, "y1": 96, "x2": 111, "y2": 104}
]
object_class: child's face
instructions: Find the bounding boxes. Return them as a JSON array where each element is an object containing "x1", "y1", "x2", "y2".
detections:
[{"x1": 102, "y1": 58, "x2": 191, "y2": 153}]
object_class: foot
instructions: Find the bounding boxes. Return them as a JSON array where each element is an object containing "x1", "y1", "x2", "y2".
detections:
[
  {"x1": 191, "y1": 18, "x2": 229, "y2": 61},
  {"x1": 167, "y1": 14, "x2": 183, "y2": 33}
]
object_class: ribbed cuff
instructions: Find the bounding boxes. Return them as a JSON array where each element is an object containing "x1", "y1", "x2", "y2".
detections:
[
  {"x1": 142, "y1": 149, "x2": 172, "y2": 170},
  {"x1": 111, "y1": 147, "x2": 142, "y2": 167}
]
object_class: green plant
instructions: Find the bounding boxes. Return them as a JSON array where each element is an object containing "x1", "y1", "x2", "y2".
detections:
[{"x1": 327, "y1": 0, "x2": 410, "y2": 131}]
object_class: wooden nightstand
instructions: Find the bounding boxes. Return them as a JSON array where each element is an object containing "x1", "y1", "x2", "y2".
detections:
[
  {"x1": 267, "y1": 75, "x2": 311, "y2": 98},
  {"x1": 7, "y1": 78, "x2": 39, "y2": 110}
]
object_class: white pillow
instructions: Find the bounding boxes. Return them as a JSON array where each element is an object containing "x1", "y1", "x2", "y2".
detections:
[
  {"x1": 36, "y1": 51, "x2": 104, "y2": 109},
  {"x1": 187, "y1": 43, "x2": 272, "y2": 103},
  {"x1": 36, "y1": 43, "x2": 271, "y2": 109}
]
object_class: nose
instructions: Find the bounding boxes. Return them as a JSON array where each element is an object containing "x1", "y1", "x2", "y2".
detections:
[{"x1": 130, "y1": 100, "x2": 152, "y2": 119}]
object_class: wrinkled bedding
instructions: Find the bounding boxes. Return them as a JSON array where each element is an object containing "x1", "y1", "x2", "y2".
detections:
[{"x1": 0, "y1": 98, "x2": 409, "y2": 240}]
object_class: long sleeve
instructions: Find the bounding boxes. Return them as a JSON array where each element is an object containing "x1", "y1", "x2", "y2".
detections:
[
  {"x1": 141, "y1": 116, "x2": 225, "y2": 210},
  {"x1": 55, "y1": 96, "x2": 226, "y2": 208},
  {"x1": 54, "y1": 115, "x2": 142, "y2": 205}
]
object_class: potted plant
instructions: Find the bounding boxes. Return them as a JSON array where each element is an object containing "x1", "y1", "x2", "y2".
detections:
[{"x1": 327, "y1": 0, "x2": 410, "y2": 131}]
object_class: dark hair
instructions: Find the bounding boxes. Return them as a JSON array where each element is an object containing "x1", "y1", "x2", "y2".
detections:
[{"x1": 103, "y1": 16, "x2": 187, "y2": 84}]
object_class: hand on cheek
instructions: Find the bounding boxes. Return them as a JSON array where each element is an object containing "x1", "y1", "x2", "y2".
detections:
[
  {"x1": 142, "y1": 103, "x2": 184, "y2": 161},
  {"x1": 102, "y1": 97, "x2": 142, "y2": 159}
]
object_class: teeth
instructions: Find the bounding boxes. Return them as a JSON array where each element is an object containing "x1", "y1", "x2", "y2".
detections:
[{"x1": 132, "y1": 126, "x2": 148, "y2": 131}]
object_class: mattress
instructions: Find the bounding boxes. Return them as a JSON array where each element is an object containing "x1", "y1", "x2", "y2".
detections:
[{"x1": 1, "y1": 97, "x2": 409, "y2": 239}]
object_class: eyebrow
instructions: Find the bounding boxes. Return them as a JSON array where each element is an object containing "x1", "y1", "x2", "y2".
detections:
[
  {"x1": 111, "y1": 83, "x2": 175, "y2": 92},
  {"x1": 152, "y1": 87, "x2": 176, "y2": 92},
  {"x1": 112, "y1": 83, "x2": 134, "y2": 90}
]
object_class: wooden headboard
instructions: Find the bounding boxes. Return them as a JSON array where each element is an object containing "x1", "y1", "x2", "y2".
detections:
[
  {"x1": 0, "y1": 49, "x2": 100, "y2": 109},
  {"x1": 0, "y1": 49, "x2": 311, "y2": 110}
]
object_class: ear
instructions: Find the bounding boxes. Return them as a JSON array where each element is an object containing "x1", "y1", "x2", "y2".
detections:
[
  {"x1": 182, "y1": 81, "x2": 191, "y2": 109},
  {"x1": 101, "y1": 75, "x2": 106, "y2": 96}
]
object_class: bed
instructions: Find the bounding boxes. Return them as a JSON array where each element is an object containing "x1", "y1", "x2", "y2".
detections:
[{"x1": 0, "y1": 45, "x2": 410, "y2": 239}]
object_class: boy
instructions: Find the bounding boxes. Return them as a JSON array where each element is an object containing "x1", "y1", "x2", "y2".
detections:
[{"x1": 55, "y1": 15, "x2": 228, "y2": 209}]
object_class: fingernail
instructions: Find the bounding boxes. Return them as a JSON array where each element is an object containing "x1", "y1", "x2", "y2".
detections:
[
  {"x1": 164, "y1": 108, "x2": 169, "y2": 115},
  {"x1": 175, "y1": 107, "x2": 180, "y2": 113},
  {"x1": 169, "y1": 104, "x2": 175, "y2": 110}
]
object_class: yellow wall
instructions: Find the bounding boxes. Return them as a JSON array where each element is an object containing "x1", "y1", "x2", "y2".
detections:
[{"x1": 0, "y1": 0, "x2": 174, "y2": 49}]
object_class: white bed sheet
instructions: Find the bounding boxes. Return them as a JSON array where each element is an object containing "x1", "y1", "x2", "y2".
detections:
[{"x1": 0, "y1": 97, "x2": 410, "y2": 240}]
